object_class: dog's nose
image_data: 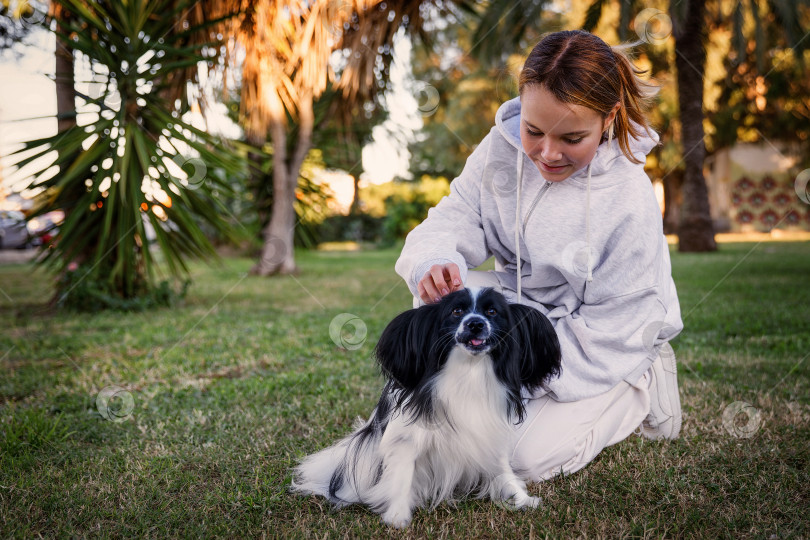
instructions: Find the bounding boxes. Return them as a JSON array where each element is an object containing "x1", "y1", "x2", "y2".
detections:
[{"x1": 465, "y1": 319, "x2": 485, "y2": 334}]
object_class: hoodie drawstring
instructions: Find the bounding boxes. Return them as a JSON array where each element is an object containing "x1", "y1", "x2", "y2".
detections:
[
  {"x1": 515, "y1": 150, "x2": 524, "y2": 304},
  {"x1": 585, "y1": 126, "x2": 612, "y2": 283},
  {"x1": 585, "y1": 161, "x2": 594, "y2": 283}
]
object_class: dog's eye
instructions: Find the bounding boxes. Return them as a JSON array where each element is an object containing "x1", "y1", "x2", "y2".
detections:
[
  {"x1": 486, "y1": 308, "x2": 497, "y2": 317},
  {"x1": 452, "y1": 308, "x2": 464, "y2": 317}
]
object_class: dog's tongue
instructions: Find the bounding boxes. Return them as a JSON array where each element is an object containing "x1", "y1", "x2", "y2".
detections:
[{"x1": 470, "y1": 338, "x2": 484, "y2": 346}]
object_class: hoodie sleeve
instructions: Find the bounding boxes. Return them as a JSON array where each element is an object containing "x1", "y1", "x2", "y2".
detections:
[{"x1": 395, "y1": 133, "x2": 494, "y2": 296}]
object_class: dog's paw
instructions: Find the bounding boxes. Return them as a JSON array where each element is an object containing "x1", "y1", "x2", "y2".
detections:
[
  {"x1": 498, "y1": 492, "x2": 542, "y2": 511},
  {"x1": 381, "y1": 507, "x2": 412, "y2": 529},
  {"x1": 518, "y1": 494, "x2": 541, "y2": 509}
]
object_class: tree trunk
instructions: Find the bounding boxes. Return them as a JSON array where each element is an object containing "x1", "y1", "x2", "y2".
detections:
[
  {"x1": 673, "y1": 0, "x2": 717, "y2": 252},
  {"x1": 52, "y1": 4, "x2": 75, "y2": 132},
  {"x1": 250, "y1": 92, "x2": 315, "y2": 276},
  {"x1": 349, "y1": 175, "x2": 361, "y2": 215},
  {"x1": 663, "y1": 170, "x2": 683, "y2": 235}
]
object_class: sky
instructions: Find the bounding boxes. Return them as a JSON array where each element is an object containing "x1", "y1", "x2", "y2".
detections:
[{"x1": 0, "y1": 27, "x2": 422, "y2": 211}]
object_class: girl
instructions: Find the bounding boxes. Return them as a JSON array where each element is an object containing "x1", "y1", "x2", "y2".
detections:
[{"x1": 395, "y1": 30, "x2": 684, "y2": 481}]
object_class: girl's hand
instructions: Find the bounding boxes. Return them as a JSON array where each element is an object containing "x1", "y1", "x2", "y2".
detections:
[{"x1": 417, "y1": 263, "x2": 463, "y2": 305}]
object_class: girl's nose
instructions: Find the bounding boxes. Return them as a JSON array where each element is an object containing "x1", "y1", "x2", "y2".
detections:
[{"x1": 539, "y1": 140, "x2": 562, "y2": 162}]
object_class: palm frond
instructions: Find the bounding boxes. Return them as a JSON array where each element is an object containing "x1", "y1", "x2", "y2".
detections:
[{"x1": 8, "y1": 0, "x2": 248, "y2": 303}]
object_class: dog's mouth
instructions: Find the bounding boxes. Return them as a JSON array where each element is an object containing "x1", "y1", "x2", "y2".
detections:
[{"x1": 459, "y1": 336, "x2": 490, "y2": 353}]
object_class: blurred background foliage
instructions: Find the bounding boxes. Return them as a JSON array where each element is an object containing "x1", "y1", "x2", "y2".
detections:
[{"x1": 0, "y1": 0, "x2": 808, "y2": 309}]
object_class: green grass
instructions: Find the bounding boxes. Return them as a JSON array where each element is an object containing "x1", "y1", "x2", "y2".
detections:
[{"x1": 1, "y1": 241, "x2": 809, "y2": 538}]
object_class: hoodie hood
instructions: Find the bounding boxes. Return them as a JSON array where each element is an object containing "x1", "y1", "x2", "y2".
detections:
[{"x1": 494, "y1": 96, "x2": 659, "y2": 182}]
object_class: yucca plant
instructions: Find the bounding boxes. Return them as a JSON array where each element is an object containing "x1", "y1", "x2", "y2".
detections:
[{"x1": 9, "y1": 0, "x2": 247, "y2": 309}]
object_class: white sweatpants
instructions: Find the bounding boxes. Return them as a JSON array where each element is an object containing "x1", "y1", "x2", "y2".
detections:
[{"x1": 412, "y1": 270, "x2": 652, "y2": 481}]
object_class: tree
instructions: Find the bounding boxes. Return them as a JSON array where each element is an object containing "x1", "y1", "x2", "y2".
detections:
[
  {"x1": 8, "y1": 0, "x2": 247, "y2": 309},
  {"x1": 218, "y1": 0, "x2": 445, "y2": 276},
  {"x1": 407, "y1": 6, "x2": 540, "y2": 180},
  {"x1": 708, "y1": 1, "x2": 810, "y2": 157},
  {"x1": 670, "y1": 0, "x2": 717, "y2": 251},
  {"x1": 585, "y1": 0, "x2": 810, "y2": 249}
]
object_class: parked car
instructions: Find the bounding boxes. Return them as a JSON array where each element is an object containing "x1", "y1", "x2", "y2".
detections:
[
  {"x1": 27, "y1": 211, "x2": 63, "y2": 248},
  {"x1": 0, "y1": 210, "x2": 30, "y2": 249}
]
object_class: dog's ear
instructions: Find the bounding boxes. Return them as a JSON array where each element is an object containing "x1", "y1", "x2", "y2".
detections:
[
  {"x1": 507, "y1": 303, "x2": 562, "y2": 390},
  {"x1": 374, "y1": 303, "x2": 442, "y2": 391}
]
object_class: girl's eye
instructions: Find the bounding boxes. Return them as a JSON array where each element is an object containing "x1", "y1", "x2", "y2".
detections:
[
  {"x1": 452, "y1": 308, "x2": 464, "y2": 317},
  {"x1": 486, "y1": 308, "x2": 497, "y2": 317},
  {"x1": 526, "y1": 128, "x2": 582, "y2": 144}
]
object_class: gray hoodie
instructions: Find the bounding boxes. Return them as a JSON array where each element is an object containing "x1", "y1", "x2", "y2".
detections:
[{"x1": 395, "y1": 97, "x2": 683, "y2": 402}]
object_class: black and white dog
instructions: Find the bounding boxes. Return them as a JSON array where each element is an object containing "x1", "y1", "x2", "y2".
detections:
[{"x1": 291, "y1": 287, "x2": 561, "y2": 528}]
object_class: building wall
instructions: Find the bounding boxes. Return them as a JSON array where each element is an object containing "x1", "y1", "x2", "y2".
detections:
[{"x1": 704, "y1": 143, "x2": 809, "y2": 232}]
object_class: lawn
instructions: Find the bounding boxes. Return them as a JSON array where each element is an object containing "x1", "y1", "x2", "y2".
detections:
[{"x1": 1, "y1": 241, "x2": 809, "y2": 538}]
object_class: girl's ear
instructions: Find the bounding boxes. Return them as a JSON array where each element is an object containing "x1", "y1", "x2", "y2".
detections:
[
  {"x1": 604, "y1": 102, "x2": 621, "y2": 131},
  {"x1": 374, "y1": 303, "x2": 441, "y2": 390},
  {"x1": 507, "y1": 304, "x2": 562, "y2": 390}
]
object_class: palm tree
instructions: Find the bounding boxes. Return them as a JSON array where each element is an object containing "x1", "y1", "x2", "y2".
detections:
[
  {"x1": 583, "y1": 0, "x2": 809, "y2": 250},
  {"x1": 9, "y1": 0, "x2": 247, "y2": 308},
  {"x1": 216, "y1": 0, "x2": 439, "y2": 276},
  {"x1": 670, "y1": 0, "x2": 716, "y2": 251}
]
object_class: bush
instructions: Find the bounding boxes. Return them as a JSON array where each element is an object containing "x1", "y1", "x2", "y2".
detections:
[
  {"x1": 314, "y1": 176, "x2": 451, "y2": 246},
  {"x1": 316, "y1": 214, "x2": 385, "y2": 243},
  {"x1": 380, "y1": 192, "x2": 434, "y2": 246},
  {"x1": 56, "y1": 264, "x2": 190, "y2": 312}
]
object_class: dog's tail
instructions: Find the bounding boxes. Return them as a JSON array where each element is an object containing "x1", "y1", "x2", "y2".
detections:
[{"x1": 290, "y1": 392, "x2": 392, "y2": 507}]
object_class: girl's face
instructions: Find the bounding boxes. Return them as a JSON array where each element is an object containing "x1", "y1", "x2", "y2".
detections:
[{"x1": 519, "y1": 84, "x2": 617, "y2": 183}]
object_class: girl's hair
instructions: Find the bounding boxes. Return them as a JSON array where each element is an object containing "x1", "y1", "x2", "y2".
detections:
[{"x1": 518, "y1": 30, "x2": 658, "y2": 164}]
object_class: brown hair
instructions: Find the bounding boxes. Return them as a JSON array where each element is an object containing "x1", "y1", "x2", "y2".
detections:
[{"x1": 519, "y1": 30, "x2": 657, "y2": 164}]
